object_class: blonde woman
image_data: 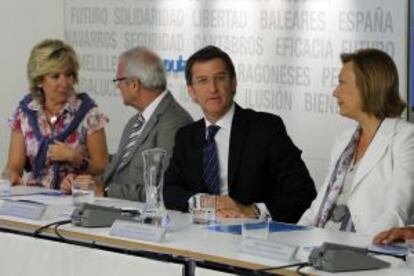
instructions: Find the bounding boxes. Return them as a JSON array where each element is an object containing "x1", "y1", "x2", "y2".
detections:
[{"x1": 6, "y1": 39, "x2": 108, "y2": 191}]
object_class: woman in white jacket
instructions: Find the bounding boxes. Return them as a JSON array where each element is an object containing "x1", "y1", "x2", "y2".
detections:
[{"x1": 298, "y1": 48, "x2": 414, "y2": 235}]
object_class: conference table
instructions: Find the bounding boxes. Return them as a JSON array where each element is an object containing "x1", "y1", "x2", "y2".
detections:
[{"x1": 0, "y1": 187, "x2": 413, "y2": 276}]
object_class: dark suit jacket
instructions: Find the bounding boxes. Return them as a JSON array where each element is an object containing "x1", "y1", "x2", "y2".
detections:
[
  {"x1": 104, "y1": 92, "x2": 193, "y2": 201},
  {"x1": 164, "y1": 104, "x2": 316, "y2": 223}
]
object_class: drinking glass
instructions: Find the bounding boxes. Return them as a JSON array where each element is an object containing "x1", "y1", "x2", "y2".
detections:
[
  {"x1": 0, "y1": 170, "x2": 12, "y2": 197},
  {"x1": 72, "y1": 178, "x2": 95, "y2": 206}
]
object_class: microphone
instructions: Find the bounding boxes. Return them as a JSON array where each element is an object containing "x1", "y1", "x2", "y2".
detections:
[
  {"x1": 308, "y1": 242, "x2": 390, "y2": 272},
  {"x1": 71, "y1": 203, "x2": 140, "y2": 227}
]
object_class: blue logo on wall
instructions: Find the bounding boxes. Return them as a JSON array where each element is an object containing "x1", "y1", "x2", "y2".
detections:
[{"x1": 163, "y1": 55, "x2": 186, "y2": 73}]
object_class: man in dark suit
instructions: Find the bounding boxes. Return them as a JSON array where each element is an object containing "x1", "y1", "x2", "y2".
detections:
[{"x1": 164, "y1": 45, "x2": 316, "y2": 222}]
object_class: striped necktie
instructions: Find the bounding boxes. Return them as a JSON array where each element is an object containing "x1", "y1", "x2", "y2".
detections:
[
  {"x1": 202, "y1": 125, "x2": 221, "y2": 194},
  {"x1": 116, "y1": 113, "x2": 145, "y2": 172}
]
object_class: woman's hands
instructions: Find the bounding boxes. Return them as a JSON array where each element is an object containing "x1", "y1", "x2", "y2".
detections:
[
  {"x1": 60, "y1": 173, "x2": 103, "y2": 196},
  {"x1": 47, "y1": 141, "x2": 83, "y2": 165}
]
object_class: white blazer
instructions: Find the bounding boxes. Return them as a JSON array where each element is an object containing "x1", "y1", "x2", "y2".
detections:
[{"x1": 299, "y1": 118, "x2": 414, "y2": 235}]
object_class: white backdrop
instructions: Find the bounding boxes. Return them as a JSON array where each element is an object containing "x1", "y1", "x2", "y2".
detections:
[
  {"x1": 0, "y1": 0, "x2": 408, "y2": 188},
  {"x1": 0, "y1": 0, "x2": 64, "y2": 169},
  {"x1": 63, "y1": 0, "x2": 409, "y2": 187}
]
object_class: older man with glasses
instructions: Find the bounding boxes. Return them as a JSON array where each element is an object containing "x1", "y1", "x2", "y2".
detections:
[
  {"x1": 77, "y1": 46, "x2": 193, "y2": 201},
  {"x1": 103, "y1": 47, "x2": 192, "y2": 201}
]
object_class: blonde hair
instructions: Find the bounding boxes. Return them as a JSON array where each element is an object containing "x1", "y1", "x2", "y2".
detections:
[{"x1": 27, "y1": 39, "x2": 79, "y2": 102}]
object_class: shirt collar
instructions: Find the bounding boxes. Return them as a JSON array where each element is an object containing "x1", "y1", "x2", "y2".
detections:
[
  {"x1": 28, "y1": 93, "x2": 78, "y2": 114},
  {"x1": 141, "y1": 90, "x2": 168, "y2": 122},
  {"x1": 204, "y1": 103, "x2": 235, "y2": 132}
]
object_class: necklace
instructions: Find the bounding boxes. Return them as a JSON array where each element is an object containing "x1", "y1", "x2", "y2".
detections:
[
  {"x1": 49, "y1": 115, "x2": 58, "y2": 125},
  {"x1": 45, "y1": 113, "x2": 58, "y2": 136},
  {"x1": 45, "y1": 109, "x2": 60, "y2": 130}
]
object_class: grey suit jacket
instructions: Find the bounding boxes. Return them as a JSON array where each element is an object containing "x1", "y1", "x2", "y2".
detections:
[{"x1": 104, "y1": 91, "x2": 193, "y2": 201}]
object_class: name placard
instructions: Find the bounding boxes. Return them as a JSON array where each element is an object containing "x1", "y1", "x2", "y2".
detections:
[
  {"x1": 0, "y1": 200, "x2": 47, "y2": 220},
  {"x1": 239, "y1": 237, "x2": 299, "y2": 262},
  {"x1": 110, "y1": 219, "x2": 166, "y2": 243}
]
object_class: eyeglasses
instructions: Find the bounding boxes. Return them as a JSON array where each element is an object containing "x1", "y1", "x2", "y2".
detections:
[
  {"x1": 191, "y1": 73, "x2": 232, "y2": 87},
  {"x1": 112, "y1": 77, "x2": 128, "y2": 87}
]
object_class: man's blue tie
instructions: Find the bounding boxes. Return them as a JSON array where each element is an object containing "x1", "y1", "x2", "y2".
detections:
[{"x1": 203, "y1": 125, "x2": 221, "y2": 194}]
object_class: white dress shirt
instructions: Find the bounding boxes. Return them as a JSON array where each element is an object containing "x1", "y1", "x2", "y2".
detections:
[
  {"x1": 204, "y1": 103, "x2": 234, "y2": 195},
  {"x1": 140, "y1": 90, "x2": 168, "y2": 131},
  {"x1": 191, "y1": 103, "x2": 269, "y2": 219}
]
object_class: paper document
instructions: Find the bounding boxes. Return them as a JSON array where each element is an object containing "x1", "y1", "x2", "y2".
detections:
[{"x1": 368, "y1": 243, "x2": 409, "y2": 257}]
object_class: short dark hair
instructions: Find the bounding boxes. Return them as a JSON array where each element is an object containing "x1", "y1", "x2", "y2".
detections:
[
  {"x1": 185, "y1": 45, "x2": 236, "y2": 85},
  {"x1": 340, "y1": 48, "x2": 406, "y2": 118}
]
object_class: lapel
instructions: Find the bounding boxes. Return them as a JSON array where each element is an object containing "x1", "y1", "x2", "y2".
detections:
[
  {"x1": 193, "y1": 120, "x2": 206, "y2": 188},
  {"x1": 351, "y1": 118, "x2": 396, "y2": 193},
  {"x1": 116, "y1": 92, "x2": 173, "y2": 172},
  {"x1": 228, "y1": 105, "x2": 249, "y2": 186}
]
